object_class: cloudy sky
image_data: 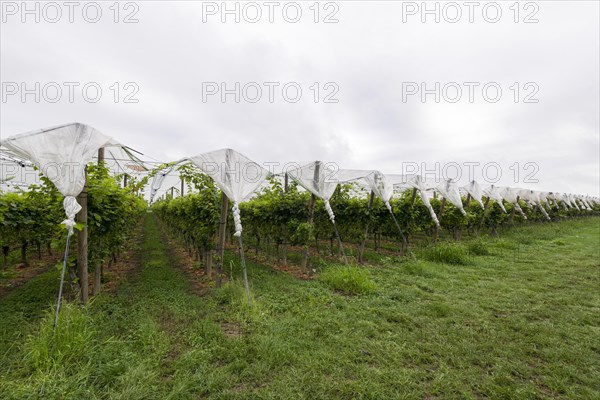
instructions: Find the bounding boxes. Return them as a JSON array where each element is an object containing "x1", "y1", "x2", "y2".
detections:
[{"x1": 1, "y1": 1, "x2": 599, "y2": 195}]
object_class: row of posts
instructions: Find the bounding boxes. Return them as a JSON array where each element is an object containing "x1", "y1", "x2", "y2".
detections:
[
  {"x1": 75, "y1": 162, "x2": 518, "y2": 301},
  {"x1": 75, "y1": 148, "x2": 131, "y2": 303}
]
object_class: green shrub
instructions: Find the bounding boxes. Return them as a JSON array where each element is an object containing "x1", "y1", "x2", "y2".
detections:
[
  {"x1": 318, "y1": 265, "x2": 377, "y2": 295},
  {"x1": 420, "y1": 243, "x2": 468, "y2": 265},
  {"x1": 467, "y1": 239, "x2": 490, "y2": 256}
]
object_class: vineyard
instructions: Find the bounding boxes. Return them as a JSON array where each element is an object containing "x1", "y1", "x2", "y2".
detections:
[{"x1": 0, "y1": 124, "x2": 599, "y2": 398}]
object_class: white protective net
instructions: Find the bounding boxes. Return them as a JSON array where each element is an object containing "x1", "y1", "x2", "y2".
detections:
[
  {"x1": 287, "y1": 161, "x2": 341, "y2": 222},
  {"x1": 461, "y1": 180, "x2": 485, "y2": 209},
  {"x1": 0, "y1": 123, "x2": 118, "y2": 234},
  {"x1": 500, "y1": 187, "x2": 527, "y2": 219},
  {"x1": 334, "y1": 169, "x2": 394, "y2": 209},
  {"x1": 483, "y1": 185, "x2": 507, "y2": 213},
  {"x1": 148, "y1": 166, "x2": 176, "y2": 203},
  {"x1": 435, "y1": 179, "x2": 467, "y2": 216},
  {"x1": 520, "y1": 190, "x2": 550, "y2": 220},
  {"x1": 186, "y1": 148, "x2": 270, "y2": 237},
  {"x1": 579, "y1": 195, "x2": 592, "y2": 210},
  {"x1": 387, "y1": 174, "x2": 440, "y2": 227}
]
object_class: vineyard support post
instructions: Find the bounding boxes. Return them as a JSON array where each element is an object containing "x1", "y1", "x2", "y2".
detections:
[
  {"x1": 462, "y1": 193, "x2": 471, "y2": 239},
  {"x1": 238, "y1": 235, "x2": 250, "y2": 297},
  {"x1": 283, "y1": 173, "x2": 289, "y2": 264},
  {"x1": 464, "y1": 193, "x2": 471, "y2": 210},
  {"x1": 301, "y1": 162, "x2": 320, "y2": 273},
  {"x1": 123, "y1": 174, "x2": 128, "y2": 188},
  {"x1": 434, "y1": 197, "x2": 446, "y2": 242},
  {"x1": 408, "y1": 188, "x2": 418, "y2": 242},
  {"x1": 478, "y1": 196, "x2": 491, "y2": 230},
  {"x1": 93, "y1": 148, "x2": 105, "y2": 296},
  {"x1": 76, "y1": 169, "x2": 89, "y2": 303},
  {"x1": 181, "y1": 178, "x2": 185, "y2": 196},
  {"x1": 358, "y1": 191, "x2": 375, "y2": 263},
  {"x1": 301, "y1": 194, "x2": 316, "y2": 272},
  {"x1": 509, "y1": 196, "x2": 519, "y2": 225},
  {"x1": 216, "y1": 191, "x2": 229, "y2": 288}
]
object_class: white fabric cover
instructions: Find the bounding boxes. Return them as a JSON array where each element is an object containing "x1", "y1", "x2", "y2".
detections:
[
  {"x1": 483, "y1": 185, "x2": 507, "y2": 213},
  {"x1": 568, "y1": 194, "x2": 580, "y2": 210},
  {"x1": 541, "y1": 192, "x2": 552, "y2": 208},
  {"x1": 562, "y1": 193, "x2": 574, "y2": 209},
  {"x1": 149, "y1": 166, "x2": 175, "y2": 203},
  {"x1": 1, "y1": 123, "x2": 116, "y2": 234},
  {"x1": 387, "y1": 175, "x2": 440, "y2": 227},
  {"x1": 554, "y1": 193, "x2": 570, "y2": 210},
  {"x1": 187, "y1": 148, "x2": 270, "y2": 236},
  {"x1": 461, "y1": 180, "x2": 485, "y2": 209},
  {"x1": 287, "y1": 161, "x2": 340, "y2": 222},
  {"x1": 586, "y1": 196, "x2": 599, "y2": 207},
  {"x1": 334, "y1": 169, "x2": 391, "y2": 199},
  {"x1": 435, "y1": 179, "x2": 467, "y2": 216},
  {"x1": 330, "y1": 169, "x2": 394, "y2": 211},
  {"x1": 516, "y1": 188, "x2": 535, "y2": 205},
  {"x1": 363, "y1": 171, "x2": 394, "y2": 207},
  {"x1": 546, "y1": 192, "x2": 559, "y2": 208},
  {"x1": 578, "y1": 195, "x2": 592, "y2": 210},
  {"x1": 525, "y1": 190, "x2": 550, "y2": 220},
  {"x1": 517, "y1": 188, "x2": 550, "y2": 220},
  {"x1": 500, "y1": 187, "x2": 527, "y2": 219}
]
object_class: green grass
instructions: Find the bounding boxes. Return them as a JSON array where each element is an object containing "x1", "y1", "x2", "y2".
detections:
[
  {"x1": 0, "y1": 215, "x2": 599, "y2": 399},
  {"x1": 318, "y1": 264, "x2": 377, "y2": 295},
  {"x1": 419, "y1": 242, "x2": 469, "y2": 265},
  {"x1": 467, "y1": 238, "x2": 490, "y2": 256}
]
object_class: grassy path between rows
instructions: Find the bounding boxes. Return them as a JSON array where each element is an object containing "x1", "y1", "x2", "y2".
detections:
[{"x1": 0, "y1": 215, "x2": 598, "y2": 399}]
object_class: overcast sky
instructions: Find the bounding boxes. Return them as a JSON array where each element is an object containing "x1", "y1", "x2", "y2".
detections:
[{"x1": 1, "y1": 1, "x2": 598, "y2": 195}]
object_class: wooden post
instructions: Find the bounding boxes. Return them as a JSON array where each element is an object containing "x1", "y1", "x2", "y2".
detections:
[
  {"x1": 479, "y1": 196, "x2": 491, "y2": 227},
  {"x1": 170, "y1": 187, "x2": 174, "y2": 198},
  {"x1": 464, "y1": 193, "x2": 471, "y2": 210},
  {"x1": 283, "y1": 173, "x2": 289, "y2": 264},
  {"x1": 301, "y1": 162, "x2": 320, "y2": 272},
  {"x1": 92, "y1": 148, "x2": 104, "y2": 296},
  {"x1": 301, "y1": 194, "x2": 317, "y2": 272},
  {"x1": 509, "y1": 196, "x2": 519, "y2": 225},
  {"x1": 216, "y1": 192, "x2": 229, "y2": 288},
  {"x1": 181, "y1": 178, "x2": 185, "y2": 196},
  {"x1": 410, "y1": 188, "x2": 418, "y2": 205},
  {"x1": 76, "y1": 169, "x2": 89, "y2": 303},
  {"x1": 358, "y1": 191, "x2": 374, "y2": 264},
  {"x1": 434, "y1": 197, "x2": 446, "y2": 241},
  {"x1": 123, "y1": 174, "x2": 128, "y2": 188}
]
